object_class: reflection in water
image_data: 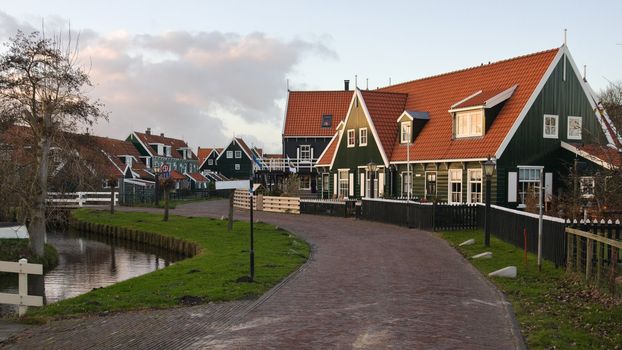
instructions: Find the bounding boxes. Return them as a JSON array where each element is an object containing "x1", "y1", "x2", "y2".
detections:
[{"x1": 0, "y1": 230, "x2": 184, "y2": 317}]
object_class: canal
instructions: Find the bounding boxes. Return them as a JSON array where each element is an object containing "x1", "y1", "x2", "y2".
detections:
[{"x1": 0, "y1": 230, "x2": 184, "y2": 317}]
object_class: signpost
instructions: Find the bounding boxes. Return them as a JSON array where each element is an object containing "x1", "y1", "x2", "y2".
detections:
[{"x1": 215, "y1": 180, "x2": 251, "y2": 232}]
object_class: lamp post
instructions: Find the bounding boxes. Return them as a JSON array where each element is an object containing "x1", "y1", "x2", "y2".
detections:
[
  {"x1": 367, "y1": 161, "x2": 377, "y2": 198},
  {"x1": 483, "y1": 157, "x2": 495, "y2": 247},
  {"x1": 153, "y1": 165, "x2": 160, "y2": 207}
]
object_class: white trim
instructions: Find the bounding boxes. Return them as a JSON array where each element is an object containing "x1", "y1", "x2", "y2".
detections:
[
  {"x1": 359, "y1": 128, "x2": 368, "y2": 146},
  {"x1": 400, "y1": 122, "x2": 412, "y2": 144},
  {"x1": 396, "y1": 111, "x2": 414, "y2": 123},
  {"x1": 131, "y1": 132, "x2": 155, "y2": 157},
  {"x1": 424, "y1": 171, "x2": 437, "y2": 199},
  {"x1": 467, "y1": 168, "x2": 483, "y2": 204},
  {"x1": 567, "y1": 116, "x2": 583, "y2": 140},
  {"x1": 281, "y1": 89, "x2": 290, "y2": 136},
  {"x1": 448, "y1": 168, "x2": 463, "y2": 204},
  {"x1": 451, "y1": 90, "x2": 482, "y2": 109},
  {"x1": 489, "y1": 203, "x2": 566, "y2": 223},
  {"x1": 543, "y1": 114, "x2": 559, "y2": 139},
  {"x1": 325, "y1": 93, "x2": 358, "y2": 169},
  {"x1": 484, "y1": 84, "x2": 518, "y2": 108},
  {"x1": 495, "y1": 48, "x2": 564, "y2": 158},
  {"x1": 283, "y1": 135, "x2": 336, "y2": 139},
  {"x1": 198, "y1": 148, "x2": 218, "y2": 169},
  {"x1": 357, "y1": 89, "x2": 390, "y2": 167},
  {"x1": 346, "y1": 129, "x2": 355, "y2": 148},
  {"x1": 314, "y1": 132, "x2": 339, "y2": 168},
  {"x1": 560, "y1": 141, "x2": 617, "y2": 170},
  {"x1": 447, "y1": 105, "x2": 485, "y2": 114}
]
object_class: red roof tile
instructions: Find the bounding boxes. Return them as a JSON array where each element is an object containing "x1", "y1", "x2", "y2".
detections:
[
  {"x1": 90, "y1": 135, "x2": 151, "y2": 179},
  {"x1": 577, "y1": 144, "x2": 622, "y2": 168},
  {"x1": 378, "y1": 48, "x2": 560, "y2": 161},
  {"x1": 283, "y1": 91, "x2": 353, "y2": 137},
  {"x1": 169, "y1": 170, "x2": 187, "y2": 181},
  {"x1": 135, "y1": 132, "x2": 197, "y2": 160},
  {"x1": 360, "y1": 90, "x2": 408, "y2": 161},
  {"x1": 316, "y1": 135, "x2": 338, "y2": 166},
  {"x1": 186, "y1": 172, "x2": 208, "y2": 182},
  {"x1": 451, "y1": 87, "x2": 510, "y2": 109}
]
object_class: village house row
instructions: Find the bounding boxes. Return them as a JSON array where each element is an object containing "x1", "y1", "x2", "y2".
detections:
[{"x1": 2, "y1": 44, "x2": 618, "y2": 209}]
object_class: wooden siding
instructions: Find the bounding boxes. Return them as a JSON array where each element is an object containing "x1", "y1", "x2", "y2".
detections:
[{"x1": 217, "y1": 141, "x2": 253, "y2": 179}]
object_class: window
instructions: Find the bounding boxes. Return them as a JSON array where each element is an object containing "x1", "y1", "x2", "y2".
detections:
[
  {"x1": 568, "y1": 116, "x2": 582, "y2": 140},
  {"x1": 580, "y1": 177, "x2": 595, "y2": 198},
  {"x1": 518, "y1": 167, "x2": 541, "y2": 206},
  {"x1": 366, "y1": 170, "x2": 379, "y2": 198},
  {"x1": 455, "y1": 110, "x2": 483, "y2": 138},
  {"x1": 226, "y1": 151, "x2": 233, "y2": 158},
  {"x1": 401, "y1": 171, "x2": 412, "y2": 197},
  {"x1": 235, "y1": 151, "x2": 242, "y2": 159},
  {"x1": 321, "y1": 115, "x2": 333, "y2": 128},
  {"x1": 400, "y1": 122, "x2": 411, "y2": 143},
  {"x1": 300, "y1": 145, "x2": 311, "y2": 160},
  {"x1": 322, "y1": 173, "x2": 329, "y2": 193},
  {"x1": 543, "y1": 114, "x2": 558, "y2": 138},
  {"x1": 299, "y1": 175, "x2": 311, "y2": 190},
  {"x1": 347, "y1": 129, "x2": 355, "y2": 147},
  {"x1": 207, "y1": 159, "x2": 213, "y2": 166},
  {"x1": 425, "y1": 172, "x2": 437, "y2": 199},
  {"x1": 338, "y1": 170, "x2": 349, "y2": 198},
  {"x1": 468, "y1": 169, "x2": 483, "y2": 203},
  {"x1": 449, "y1": 169, "x2": 463, "y2": 203},
  {"x1": 234, "y1": 164, "x2": 240, "y2": 171},
  {"x1": 165, "y1": 146, "x2": 172, "y2": 157},
  {"x1": 359, "y1": 128, "x2": 368, "y2": 146}
]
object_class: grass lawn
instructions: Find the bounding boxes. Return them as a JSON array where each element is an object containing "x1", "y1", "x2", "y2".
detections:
[
  {"x1": 25, "y1": 209, "x2": 309, "y2": 322},
  {"x1": 127, "y1": 197, "x2": 216, "y2": 209},
  {"x1": 441, "y1": 230, "x2": 622, "y2": 349}
]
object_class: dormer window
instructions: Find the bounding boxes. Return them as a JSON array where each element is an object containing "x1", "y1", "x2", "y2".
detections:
[
  {"x1": 455, "y1": 109, "x2": 484, "y2": 138},
  {"x1": 400, "y1": 122, "x2": 411, "y2": 143},
  {"x1": 322, "y1": 115, "x2": 332, "y2": 128},
  {"x1": 165, "y1": 146, "x2": 172, "y2": 157}
]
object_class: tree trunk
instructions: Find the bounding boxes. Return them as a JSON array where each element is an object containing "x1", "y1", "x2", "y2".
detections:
[
  {"x1": 28, "y1": 128, "x2": 51, "y2": 257},
  {"x1": 110, "y1": 182, "x2": 115, "y2": 214},
  {"x1": 163, "y1": 190, "x2": 169, "y2": 222}
]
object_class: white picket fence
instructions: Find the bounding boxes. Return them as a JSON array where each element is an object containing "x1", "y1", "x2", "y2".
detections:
[
  {"x1": 0, "y1": 259, "x2": 43, "y2": 316},
  {"x1": 47, "y1": 192, "x2": 118, "y2": 207}
]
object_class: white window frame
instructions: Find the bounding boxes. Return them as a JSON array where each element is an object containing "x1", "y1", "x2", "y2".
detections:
[
  {"x1": 299, "y1": 175, "x2": 311, "y2": 190},
  {"x1": 359, "y1": 128, "x2": 368, "y2": 146},
  {"x1": 234, "y1": 163, "x2": 240, "y2": 171},
  {"x1": 300, "y1": 145, "x2": 311, "y2": 160},
  {"x1": 567, "y1": 116, "x2": 583, "y2": 140},
  {"x1": 338, "y1": 169, "x2": 349, "y2": 198},
  {"x1": 580, "y1": 176, "x2": 595, "y2": 198},
  {"x1": 235, "y1": 150, "x2": 242, "y2": 159},
  {"x1": 226, "y1": 150, "x2": 233, "y2": 159},
  {"x1": 425, "y1": 171, "x2": 437, "y2": 199},
  {"x1": 543, "y1": 114, "x2": 559, "y2": 139},
  {"x1": 207, "y1": 159, "x2": 214, "y2": 166},
  {"x1": 517, "y1": 166, "x2": 543, "y2": 207},
  {"x1": 400, "y1": 122, "x2": 411, "y2": 143},
  {"x1": 455, "y1": 109, "x2": 484, "y2": 138},
  {"x1": 467, "y1": 169, "x2": 483, "y2": 203},
  {"x1": 347, "y1": 129, "x2": 355, "y2": 148},
  {"x1": 448, "y1": 169, "x2": 463, "y2": 203},
  {"x1": 322, "y1": 173, "x2": 330, "y2": 193},
  {"x1": 401, "y1": 171, "x2": 412, "y2": 197}
]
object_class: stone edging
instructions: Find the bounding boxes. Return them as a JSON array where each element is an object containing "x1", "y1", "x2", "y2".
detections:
[{"x1": 69, "y1": 213, "x2": 201, "y2": 257}]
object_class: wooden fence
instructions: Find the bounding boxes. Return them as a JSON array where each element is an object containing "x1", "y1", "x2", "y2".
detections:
[
  {"x1": 47, "y1": 192, "x2": 118, "y2": 207},
  {"x1": 233, "y1": 190, "x2": 300, "y2": 214},
  {"x1": 434, "y1": 203, "x2": 481, "y2": 231},
  {"x1": 566, "y1": 221, "x2": 622, "y2": 294},
  {"x1": 300, "y1": 199, "x2": 357, "y2": 218},
  {"x1": 360, "y1": 199, "x2": 435, "y2": 230},
  {"x1": 0, "y1": 259, "x2": 43, "y2": 316}
]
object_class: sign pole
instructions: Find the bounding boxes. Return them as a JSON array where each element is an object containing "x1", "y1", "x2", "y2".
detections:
[
  {"x1": 249, "y1": 166, "x2": 255, "y2": 282},
  {"x1": 538, "y1": 167, "x2": 544, "y2": 272}
]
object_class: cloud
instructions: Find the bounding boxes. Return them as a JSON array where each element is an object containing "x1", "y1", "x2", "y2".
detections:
[{"x1": 0, "y1": 12, "x2": 335, "y2": 152}]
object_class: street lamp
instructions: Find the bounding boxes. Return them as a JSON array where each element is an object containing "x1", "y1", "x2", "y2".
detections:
[
  {"x1": 153, "y1": 165, "x2": 161, "y2": 206},
  {"x1": 483, "y1": 156, "x2": 495, "y2": 247},
  {"x1": 367, "y1": 161, "x2": 377, "y2": 198}
]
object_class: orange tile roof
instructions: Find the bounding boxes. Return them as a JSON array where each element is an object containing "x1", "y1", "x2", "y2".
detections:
[
  {"x1": 186, "y1": 172, "x2": 208, "y2": 182},
  {"x1": 135, "y1": 131, "x2": 197, "y2": 160},
  {"x1": 316, "y1": 135, "x2": 338, "y2": 166},
  {"x1": 360, "y1": 90, "x2": 408, "y2": 161},
  {"x1": 197, "y1": 147, "x2": 213, "y2": 162},
  {"x1": 577, "y1": 144, "x2": 622, "y2": 168},
  {"x1": 378, "y1": 48, "x2": 560, "y2": 161},
  {"x1": 451, "y1": 87, "x2": 509, "y2": 109},
  {"x1": 90, "y1": 135, "x2": 152, "y2": 179},
  {"x1": 283, "y1": 91, "x2": 353, "y2": 137},
  {"x1": 169, "y1": 170, "x2": 187, "y2": 181}
]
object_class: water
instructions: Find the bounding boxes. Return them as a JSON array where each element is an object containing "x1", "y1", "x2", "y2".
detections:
[{"x1": 0, "y1": 230, "x2": 185, "y2": 317}]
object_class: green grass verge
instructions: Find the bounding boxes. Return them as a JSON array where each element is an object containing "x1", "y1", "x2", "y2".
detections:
[
  {"x1": 441, "y1": 230, "x2": 622, "y2": 349},
  {"x1": 0, "y1": 239, "x2": 58, "y2": 273},
  {"x1": 126, "y1": 197, "x2": 219, "y2": 209},
  {"x1": 25, "y1": 209, "x2": 309, "y2": 322}
]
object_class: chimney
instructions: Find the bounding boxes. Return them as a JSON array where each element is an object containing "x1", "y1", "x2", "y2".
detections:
[
  {"x1": 160, "y1": 133, "x2": 164, "y2": 137},
  {"x1": 344, "y1": 80, "x2": 350, "y2": 91},
  {"x1": 146, "y1": 128, "x2": 151, "y2": 135}
]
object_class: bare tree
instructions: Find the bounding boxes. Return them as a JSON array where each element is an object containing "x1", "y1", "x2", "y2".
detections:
[
  {"x1": 161, "y1": 178, "x2": 175, "y2": 222},
  {"x1": 0, "y1": 31, "x2": 106, "y2": 256}
]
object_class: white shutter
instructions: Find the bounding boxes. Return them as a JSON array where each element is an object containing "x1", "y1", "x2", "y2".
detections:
[
  {"x1": 379, "y1": 172, "x2": 385, "y2": 197},
  {"x1": 360, "y1": 173, "x2": 365, "y2": 197},
  {"x1": 296, "y1": 147, "x2": 300, "y2": 161},
  {"x1": 349, "y1": 173, "x2": 354, "y2": 196},
  {"x1": 545, "y1": 172, "x2": 553, "y2": 202},
  {"x1": 333, "y1": 173, "x2": 338, "y2": 195},
  {"x1": 508, "y1": 172, "x2": 517, "y2": 202},
  {"x1": 311, "y1": 147, "x2": 314, "y2": 162}
]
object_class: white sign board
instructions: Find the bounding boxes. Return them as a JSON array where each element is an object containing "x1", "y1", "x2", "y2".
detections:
[{"x1": 215, "y1": 180, "x2": 250, "y2": 190}]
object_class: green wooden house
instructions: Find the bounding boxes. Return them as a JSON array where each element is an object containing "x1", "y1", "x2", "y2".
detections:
[
  {"x1": 315, "y1": 45, "x2": 619, "y2": 208},
  {"x1": 127, "y1": 128, "x2": 199, "y2": 175},
  {"x1": 216, "y1": 137, "x2": 255, "y2": 179}
]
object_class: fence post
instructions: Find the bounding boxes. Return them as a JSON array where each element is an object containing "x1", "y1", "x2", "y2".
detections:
[
  {"x1": 610, "y1": 221, "x2": 620, "y2": 293},
  {"x1": 18, "y1": 258, "x2": 29, "y2": 317},
  {"x1": 566, "y1": 221, "x2": 575, "y2": 273},
  {"x1": 586, "y1": 231, "x2": 593, "y2": 282},
  {"x1": 576, "y1": 220, "x2": 584, "y2": 272}
]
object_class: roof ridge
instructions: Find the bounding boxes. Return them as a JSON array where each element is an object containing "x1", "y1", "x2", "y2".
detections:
[
  {"x1": 379, "y1": 47, "x2": 560, "y2": 90},
  {"x1": 289, "y1": 90, "x2": 353, "y2": 93},
  {"x1": 360, "y1": 90, "x2": 409, "y2": 97}
]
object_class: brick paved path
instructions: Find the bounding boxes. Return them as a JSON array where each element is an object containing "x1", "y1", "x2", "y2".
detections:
[{"x1": 3, "y1": 200, "x2": 525, "y2": 349}]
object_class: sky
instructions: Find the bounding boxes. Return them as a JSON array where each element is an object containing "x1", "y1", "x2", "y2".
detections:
[{"x1": 1, "y1": 0, "x2": 621, "y2": 153}]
